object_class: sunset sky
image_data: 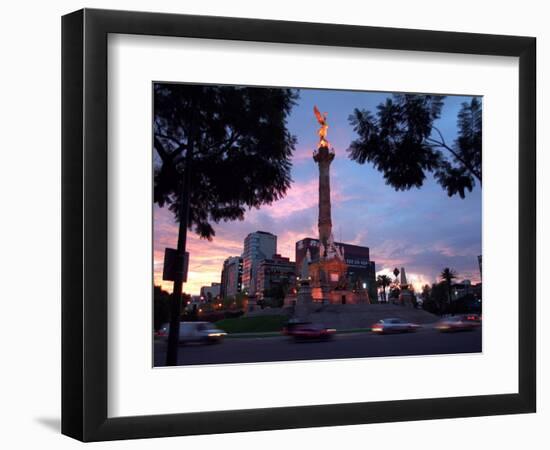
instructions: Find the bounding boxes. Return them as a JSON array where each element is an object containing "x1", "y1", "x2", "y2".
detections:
[{"x1": 154, "y1": 88, "x2": 482, "y2": 296}]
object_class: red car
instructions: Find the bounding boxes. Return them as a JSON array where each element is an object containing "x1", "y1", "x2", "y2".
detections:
[
  {"x1": 284, "y1": 322, "x2": 336, "y2": 341},
  {"x1": 154, "y1": 323, "x2": 169, "y2": 338},
  {"x1": 464, "y1": 313, "x2": 482, "y2": 324}
]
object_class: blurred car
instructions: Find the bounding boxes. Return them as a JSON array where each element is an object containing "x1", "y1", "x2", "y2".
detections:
[
  {"x1": 463, "y1": 313, "x2": 482, "y2": 324},
  {"x1": 284, "y1": 322, "x2": 336, "y2": 341},
  {"x1": 156, "y1": 321, "x2": 227, "y2": 344},
  {"x1": 371, "y1": 318, "x2": 420, "y2": 334},
  {"x1": 435, "y1": 316, "x2": 477, "y2": 332},
  {"x1": 282, "y1": 319, "x2": 310, "y2": 335},
  {"x1": 154, "y1": 323, "x2": 169, "y2": 338}
]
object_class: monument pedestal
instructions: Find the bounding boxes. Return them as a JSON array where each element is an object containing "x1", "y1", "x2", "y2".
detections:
[
  {"x1": 399, "y1": 288, "x2": 415, "y2": 307},
  {"x1": 295, "y1": 281, "x2": 313, "y2": 321},
  {"x1": 308, "y1": 257, "x2": 370, "y2": 304},
  {"x1": 398, "y1": 267, "x2": 415, "y2": 307}
]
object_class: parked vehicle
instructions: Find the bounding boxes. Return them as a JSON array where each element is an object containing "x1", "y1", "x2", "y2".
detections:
[
  {"x1": 283, "y1": 322, "x2": 336, "y2": 341},
  {"x1": 371, "y1": 318, "x2": 420, "y2": 334},
  {"x1": 156, "y1": 321, "x2": 227, "y2": 344},
  {"x1": 435, "y1": 316, "x2": 477, "y2": 332}
]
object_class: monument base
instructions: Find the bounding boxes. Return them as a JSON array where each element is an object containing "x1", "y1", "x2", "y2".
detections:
[
  {"x1": 310, "y1": 287, "x2": 370, "y2": 305},
  {"x1": 294, "y1": 282, "x2": 313, "y2": 321},
  {"x1": 398, "y1": 289, "x2": 415, "y2": 307}
]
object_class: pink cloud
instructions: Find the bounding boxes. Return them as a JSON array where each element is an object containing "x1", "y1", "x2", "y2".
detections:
[
  {"x1": 154, "y1": 207, "x2": 244, "y2": 296},
  {"x1": 253, "y1": 178, "x2": 354, "y2": 221},
  {"x1": 262, "y1": 179, "x2": 318, "y2": 218},
  {"x1": 276, "y1": 225, "x2": 319, "y2": 260},
  {"x1": 375, "y1": 268, "x2": 431, "y2": 293}
]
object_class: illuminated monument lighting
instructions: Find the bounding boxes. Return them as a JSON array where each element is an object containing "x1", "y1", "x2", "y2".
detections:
[{"x1": 306, "y1": 106, "x2": 370, "y2": 305}]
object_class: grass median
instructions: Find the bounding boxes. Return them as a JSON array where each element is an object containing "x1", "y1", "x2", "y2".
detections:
[{"x1": 215, "y1": 314, "x2": 288, "y2": 334}]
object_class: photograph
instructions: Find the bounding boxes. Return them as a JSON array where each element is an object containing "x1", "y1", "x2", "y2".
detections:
[
  {"x1": 152, "y1": 83, "x2": 483, "y2": 367},
  {"x1": 1, "y1": 0, "x2": 540, "y2": 446}
]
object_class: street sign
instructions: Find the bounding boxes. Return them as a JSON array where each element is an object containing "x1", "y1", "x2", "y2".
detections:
[{"x1": 162, "y1": 248, "x2": 189, "y2": 282}]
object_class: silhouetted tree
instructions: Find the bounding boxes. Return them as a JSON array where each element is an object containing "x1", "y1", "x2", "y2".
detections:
[
  {"x1": 440, "y1": 267, "x2": 458, "y2": 311},
  {"x1": 153, "y1": 286, "x2": 170, "y2": 331},
  {"x1": 348, "y1": 95, "x2": 481, "y2": 198},
  {"x1": 154, "y1": 84, "x2": 298, "y2": 239},
  {"x1": 262, "y1": 283, "x2": 287, "y2": 308},
  {"x1": 388, "y1": 286, "x2": 401, "y2": 302},
  {"x1": 154, "y1": 83, "x2": 298, "y2": 365},
  {"x1": 420, "y1": 284, "x2": 438, "y2": 313},
  {"x1": 377, "y1": 274, "x2": 392, "y2": 302},
  {"x1": 431, "y1": 282, "x2": 449, "y2": 314}
]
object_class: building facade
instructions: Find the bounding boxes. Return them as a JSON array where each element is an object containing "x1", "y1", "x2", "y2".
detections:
[
  {"x1": 452, "y1": 279, "x2": 482, "y2": 301},
  {"x1": 295, "y1": 237, "x2": 377, "y2": 302},
  {"x1": 220, "y1": 256, "x2": 243, "y2": 299},
  {"x1": 199, "y1": 282, "x2": 221, "y2": 301},
  {"x1": 255, "y1": 254, "x2": 296, "y2": 301},
  {"x1": 242, "y1": 231, "x2": 277, "y2": 296}
]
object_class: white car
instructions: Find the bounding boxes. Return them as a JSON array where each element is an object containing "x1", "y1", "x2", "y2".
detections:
[
  {"x1": 157, "y1": 321, "x2": 227, "y2": 344},
  {"x1": 371, "y1": 318, "x2": 420, "y2": 334}
]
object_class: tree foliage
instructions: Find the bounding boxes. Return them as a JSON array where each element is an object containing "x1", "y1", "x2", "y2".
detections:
[
  {"x1": 222, "y1": 292, "x2": 248, "y2": 311},
  {"x1": 422, "y1": 282, "x2": 449, "y2": 315},
  {"x1": 348, "y1": 95, "x2": 482, "y2": 198},
  {"x1": 153, "y1": 286, "x2": 170, "y2": 331},
  {"x1": 440, "y1": 267, "x2": 458, "y2": 306},
  {"x1": 377, "y1": 274, "x2": 392, "y2": 302},
  {"x1": 440, "y1": 267, "x2": 457, "y2": 286},
  {"x1": 154, "y1": 84, "x2": 298, "y2": 239}
]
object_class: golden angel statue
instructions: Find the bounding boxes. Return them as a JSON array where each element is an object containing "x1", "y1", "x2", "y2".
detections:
[{"x1": 313, "y1": 105, "x2": 329, "y2": 148}]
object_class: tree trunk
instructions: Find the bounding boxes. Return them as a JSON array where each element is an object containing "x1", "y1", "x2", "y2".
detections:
[{"x1": 166, "y1": 105, "x2": 197, "y2": 366}]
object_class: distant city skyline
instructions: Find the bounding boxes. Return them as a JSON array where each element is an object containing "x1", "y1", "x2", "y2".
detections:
[{"x1": 154, "y1": 88, "x2": 482, "y2": 296}]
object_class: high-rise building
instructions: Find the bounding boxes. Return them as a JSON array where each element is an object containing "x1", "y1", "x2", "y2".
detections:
[
  {"x1": 242, "y1": 231, "x2": 277, "y2": 296},
  {"x1": 220, "y1": 256, "x2": 243, "y2": 298},
  {"x1": 255, "y1": 254, "x2": 296, "y2": 301},
  {"x1": 295, "y1": 237, "x2": 377, "y2": 302}
]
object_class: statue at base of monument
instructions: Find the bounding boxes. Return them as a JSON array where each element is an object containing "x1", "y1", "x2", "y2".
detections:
[{"x1": 294, "y1": 249, "x2": 313, "y2": 320}]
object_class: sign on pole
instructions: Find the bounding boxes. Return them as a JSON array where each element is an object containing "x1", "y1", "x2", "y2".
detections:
[{"x1": 162, "y1": 248, "x2": 189, "y2": 282}]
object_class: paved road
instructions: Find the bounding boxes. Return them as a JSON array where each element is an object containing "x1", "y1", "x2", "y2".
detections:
[{"x1": 154, "y1": 327, "x2": 481, "y2": 367}]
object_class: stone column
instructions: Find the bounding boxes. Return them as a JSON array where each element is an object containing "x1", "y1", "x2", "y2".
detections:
[{"x1": 313, "y1": 146, "x2": 335, "y2": 256}]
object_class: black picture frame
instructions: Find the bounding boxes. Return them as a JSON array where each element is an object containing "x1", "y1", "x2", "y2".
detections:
[{"x1": 62, "y1": 8, "x2": 536, "y2": 442}]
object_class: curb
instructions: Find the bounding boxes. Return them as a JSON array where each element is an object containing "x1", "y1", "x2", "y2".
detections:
[{"x1": 225, "y1": 328, "x2": 374, "y2": 339}]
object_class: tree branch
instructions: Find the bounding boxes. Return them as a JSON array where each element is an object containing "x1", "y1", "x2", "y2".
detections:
[
  {"x1": 153, "y1": 136, "x2": 171, "y2": 161},
  {"x1": 197, "y1": 130, "x2": 242, "y2": 157},
  {"x1": 154, "y1": 133, "x2": 184, "y2": 148},
  {"x1": 154, "y1": 135, "x2": 188, "y2": 164},
  {"x1": 425, "y1": 130, "x2": 481, "y2": 182}
]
